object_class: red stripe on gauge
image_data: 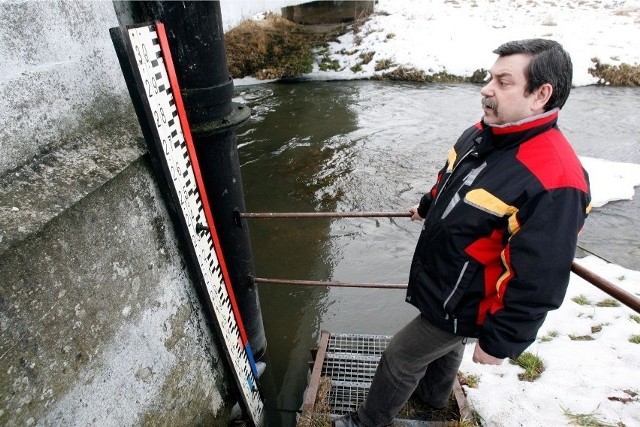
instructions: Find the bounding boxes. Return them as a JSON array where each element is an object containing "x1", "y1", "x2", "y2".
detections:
[{"x1": 155, "y1": 23, "x2": 250, "y2": 348}]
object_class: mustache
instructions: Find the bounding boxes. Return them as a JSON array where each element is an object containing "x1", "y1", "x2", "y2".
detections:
[{"x1": 481, "y1": 97, "x2": 497, "y2": 109}]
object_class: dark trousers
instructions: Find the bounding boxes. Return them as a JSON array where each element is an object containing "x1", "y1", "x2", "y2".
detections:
[{"x1": 357, "y1": 314, "x2": 467, "y2": 427}]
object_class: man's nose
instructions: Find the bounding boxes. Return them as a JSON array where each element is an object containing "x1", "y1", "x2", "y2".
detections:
[{"x1": 480, "y1": 81, "x2": 493, "y2": 97}]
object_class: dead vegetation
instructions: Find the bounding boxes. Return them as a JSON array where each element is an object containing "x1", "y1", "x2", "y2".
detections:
[
  {"x1": 296, "y1": 377, "x2": 332, "y2": 427},
  {"x1": 397, "y1": 391, "x2": 462, "y2": 423},
  {"x1": 224, "y1": 14, "x2": 346, "y2": 80},
  {"x1": 296, "y1": 376, "x2": 476, "y2": 426},
  {"x1": 375, "y1": 66, "x2": 487, "y2": 84},
  {"x1": 589, "y1": 58, "x2": 640, "y2": 86},
  {"x1": 225, "y1": 14, "x2": 640, "y2": 87}
]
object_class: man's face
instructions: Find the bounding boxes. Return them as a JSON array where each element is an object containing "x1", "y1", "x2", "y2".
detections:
[{"x1": 480, "y1": 53, "x2": 545, "y2": 125}]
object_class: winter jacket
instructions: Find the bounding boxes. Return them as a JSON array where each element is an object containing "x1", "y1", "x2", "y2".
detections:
[{"x1": 406, "y1": 109, "x2": 591, "y2": 359}]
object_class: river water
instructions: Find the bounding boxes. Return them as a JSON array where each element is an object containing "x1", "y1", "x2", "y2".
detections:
[{"x1": 234, "y1": 81, "x2": 640, "y2": 425}]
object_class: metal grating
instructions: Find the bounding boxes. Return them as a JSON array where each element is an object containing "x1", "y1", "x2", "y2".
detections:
[
  {"x1": 322, "y1": 333, "x2": 391, "y2": 414},
  {"x1": 327, "y1": 333, "x2": 392, "y2": 355},
  {"x1": 300, "y1": 331, "x2": 471, "y2": 426}
]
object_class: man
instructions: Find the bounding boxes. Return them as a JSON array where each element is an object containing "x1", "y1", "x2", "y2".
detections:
[{"x1": 333, "y1": 39, "x2": 591, "y2": 427}]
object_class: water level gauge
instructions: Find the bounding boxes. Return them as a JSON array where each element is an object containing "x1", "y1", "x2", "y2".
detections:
[{"x1": 110, "y1": 23, "x2": 264, "y2": 426}]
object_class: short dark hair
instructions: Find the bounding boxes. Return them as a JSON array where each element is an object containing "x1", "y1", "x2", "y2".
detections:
[{"x1": 493, "y1": 39, "x2": 573, "y2": 111}]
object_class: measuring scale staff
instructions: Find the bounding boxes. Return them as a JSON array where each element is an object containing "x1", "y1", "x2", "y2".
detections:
[
  {"x1": 115, "y1": 23, "x2": 264, "y2": 426},
  {"x1": 152, "y1": 24, "x2": 260, "y2": 377}
]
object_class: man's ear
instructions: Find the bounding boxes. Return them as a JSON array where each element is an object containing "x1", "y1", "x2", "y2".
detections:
[{"x1": 533, "y1": 83, "x2": 553, "y2": 111}]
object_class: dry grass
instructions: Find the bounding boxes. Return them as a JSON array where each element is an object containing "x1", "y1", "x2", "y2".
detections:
[
  {"x1": 572, "y1": 294, "x2": 591, "y2": 305},
  {"x1": 298, "y1": 375, "x2": 468, "y2": 426},
  {"x1": 569, "y1": 334, "x2": 595, "y2": 341},
  {"x1": 397, "y1": 392, "x2": 461, "y2": 422},
  {"x1": 458, "y1": 372, "x2": 480, "y2": 388},
  {"x1": 589, "y1": 58, "x2": 640, "y2": 86},
  {"x1": 225, "y1": 14, "x2": 346, "y2": 80},
  {"x1": 539, "y1": 330, "x2": 559, "y2": 343},
  {"x1": 613, "y1": 6, "x2": 640, "y2": 16},
  {"x1": 541, "y1": 16, "x2": 557, "y2": 25},
  {"x1": 224, "y1": 14, "x2": 640, "y2": 86},
  {"x1": 378, "y1": 66, "x2": 458, "y2": 82},
  {"x1": 377, "y1": 66, "x2": 487, "y2": 84},
  {"x1": 563, "y1": 407, "x2": 620, "y2": 426},
  {"x1": 296, "y1": 377, "x2": 333, "y2": 427},
  {"x1": 375, "y1": 58, "x2": 396, "y2": 71},
  {"x1": 360, "y1": 51, "x2": 375, "y2": 64},
  {"x1": 596, "y1": 298, "x2": 620, "y2": 307}
]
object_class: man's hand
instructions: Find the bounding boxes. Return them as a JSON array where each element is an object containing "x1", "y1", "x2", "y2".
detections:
[
  {"x1": 472, "y1": 342, "x2": 504, "y2": 365},
  {"x1": 409, "y1": 204, "x2": 423, "y2": 221}
]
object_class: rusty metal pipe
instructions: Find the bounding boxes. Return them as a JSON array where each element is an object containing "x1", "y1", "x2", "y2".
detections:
[
  {"x1": 256, "y1": 268, "x2": 640, "y2": 314},
  {"x1": 240, "y1": 211, "x2": 412, "y2": 219},
  {"x1": 248, "y1": 211, "x2": 639, "y2": 313},
  {"x1": 571, "y1": 261, "x2": 640, "y2": 314},
  {"x1": 252, "y1": 277, "x2": 407, "y2": 290}
]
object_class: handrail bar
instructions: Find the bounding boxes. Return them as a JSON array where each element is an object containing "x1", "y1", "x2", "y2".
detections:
[
  {"x1": 245, "y1": 210, "x2": 640, "y2": 314},
  {"x1": 240, "y1": 211, "x2": 411, "y2": 218},
  {"x1": 570, "y1": 261, "x2": 640, "y2": 313},
  {"x1": 252, "y1": 277, "x2": 406, "y2": 289},
  {"x1": 254, "y1": 269, "x2": 640, "y2": 314}
]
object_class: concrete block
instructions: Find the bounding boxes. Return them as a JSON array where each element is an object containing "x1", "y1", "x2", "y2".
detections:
[
  {"x1": 0, "y1": 158, "x2": 230, "y2": 425},
  {"x1": 282, "y1": 1, "x2": 375, "y2": 25}
]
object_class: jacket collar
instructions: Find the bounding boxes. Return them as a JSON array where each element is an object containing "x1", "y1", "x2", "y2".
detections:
[
  {"x1": 488, "y1": 108, "x2": 559, "y2": 133},
  {"x1": 475, "y1": 109, "x2": 560, "y2": 152}
]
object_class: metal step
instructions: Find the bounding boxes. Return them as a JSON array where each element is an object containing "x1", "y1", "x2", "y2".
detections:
[{"x1": 299, "y1": 331, "x2": 472, "y2": 427}]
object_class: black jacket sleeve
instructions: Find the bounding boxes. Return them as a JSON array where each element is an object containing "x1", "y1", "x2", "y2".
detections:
[
  {"x1": 479, "y1": 186, "x2": 589, "y2": 359},
  {"x1": 417, "y1": 192, "x2": 433, "y2": 218}
]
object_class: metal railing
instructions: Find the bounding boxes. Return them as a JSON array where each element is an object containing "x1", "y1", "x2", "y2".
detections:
[{"x1": 243, "y1": 210, "x2": 640, "y2": 314}]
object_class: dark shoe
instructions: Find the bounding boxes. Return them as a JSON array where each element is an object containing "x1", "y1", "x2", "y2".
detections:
[
  {"x1": 405, "y1": 394, "x2": 447, "y2": 421},
  {"x1": 332, "y1": 412, "x2": 365, "y2": 427},
  {"x1": 408, "y1": 393, "x2": 447, "y2": 411}
]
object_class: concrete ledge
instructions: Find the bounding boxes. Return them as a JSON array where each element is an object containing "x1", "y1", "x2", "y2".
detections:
[
  {"x1": 0, "y1": 104, "x2": 144, "y2": 257},
  {"x1": 282, "y1": 1, "x2": 375, "y2": 25},
  {"x1": 0, "y1": 156, "x2": 230, "y2": 425}
]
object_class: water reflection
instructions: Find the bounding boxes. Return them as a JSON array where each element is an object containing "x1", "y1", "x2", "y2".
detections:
[{"x1": 236, "y1": 81, "x2": 640, "y2": 426}]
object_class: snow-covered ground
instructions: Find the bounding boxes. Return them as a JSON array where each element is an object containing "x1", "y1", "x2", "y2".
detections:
[
  {"x1": 461, "y1": 254, "x2": 640, "y2": 426},
  {"x1": 305, "y1": 0, "x2": 640, "y2": 87},
  {"x1": 238, "y1": 1, "x2": 640, "y2": 425}
]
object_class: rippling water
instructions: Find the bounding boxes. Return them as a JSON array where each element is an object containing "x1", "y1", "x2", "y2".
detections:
[{"x1": 235, "y1": 81, "x2": 640, "y2": 425}]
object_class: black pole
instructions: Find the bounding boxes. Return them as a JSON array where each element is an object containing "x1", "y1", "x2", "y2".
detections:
[{"x1": 113, "y1": 1, "x2": 266, "y2": 359}]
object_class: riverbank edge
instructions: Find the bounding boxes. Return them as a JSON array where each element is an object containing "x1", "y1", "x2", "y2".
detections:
[{"x1": 225, "y1": 13, "x2": 640, "y2": 87}]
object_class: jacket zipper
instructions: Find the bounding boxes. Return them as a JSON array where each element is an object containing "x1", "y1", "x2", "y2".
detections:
[
  {"x1": 423, "y1": 141, "x2": 481, "y2": 335},
  {"x1": 432, "y1": 148, "x2": 477, "y2": 207},
  {"x1": 443, "y1": 261, "x2": 469, "y2": 313},
  {"x1": 422, "y1": 147, "x2": 479, "y2": 243},
  {"x1": 434, "y1": 151, "x2": 476, "y2": 332}
]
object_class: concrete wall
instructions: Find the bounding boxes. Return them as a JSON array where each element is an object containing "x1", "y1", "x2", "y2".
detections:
[
  {"x1": 0, "y1": 0, "x2": 302, "y2": 178},
  {"x1": 282, "y1": 1, "x2": 375, "y2": 25},
  {"x1": 1, "y1": 157, "x2": 233, "y2": 425},
  {"x1": 0, "y1": 1, "x2": 134, "y2": 177},
  {"x1": 220, "y1": 0, "x2": 304, "y2": 31},
  {"x1": 0, "y1": 0, "x2": 308, "y2": 424}
]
